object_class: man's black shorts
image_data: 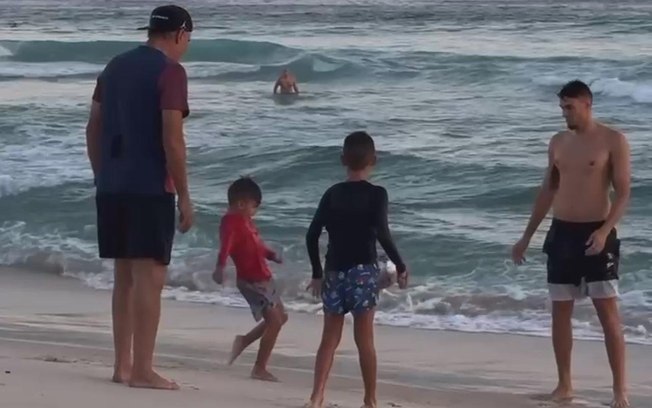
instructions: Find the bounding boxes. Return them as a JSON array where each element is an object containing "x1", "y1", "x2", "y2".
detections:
[
  {"x1": 96, "y1": 193, "x2": 175, "y2": 265},
  {"x1": 543, "y1": 218, "x2": 620, "y2": 286}
]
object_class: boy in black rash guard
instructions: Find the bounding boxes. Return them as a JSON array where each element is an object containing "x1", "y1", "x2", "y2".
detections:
[{"x1": 304, "y1": 131, "x2": 408, "y2": 408}]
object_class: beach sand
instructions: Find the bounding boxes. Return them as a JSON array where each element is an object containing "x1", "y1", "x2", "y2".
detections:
[{"x1": 0, "y1": 267, "x2": 650, "y2": 408}]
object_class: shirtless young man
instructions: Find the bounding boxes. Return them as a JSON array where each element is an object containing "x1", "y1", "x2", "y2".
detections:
[
  {"x1": 512, "y1": 80, "x2": 631, "y2": 408},
  {"x1": 273, "y1": 69, "x2": 299, "y2": 94}
]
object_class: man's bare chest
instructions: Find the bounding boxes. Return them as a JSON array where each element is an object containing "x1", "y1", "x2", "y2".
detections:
[{"x1": 554, "y1": 142, "x2": 610, "y2": 176}]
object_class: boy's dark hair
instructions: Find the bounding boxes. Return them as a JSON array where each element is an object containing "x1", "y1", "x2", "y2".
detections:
[
  {"x1": 342, "y1": 131, "x2": 376, "y2": 171},
  {"x1": 227, "y1": 177, "x2": 262, "y2": 206},
  {"x1": 557, "y1": 80, "x2": 593, "y2": 101}
]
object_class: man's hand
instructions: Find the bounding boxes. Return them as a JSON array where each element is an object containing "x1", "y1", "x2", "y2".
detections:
[
  {"x1": 586, "y1": 228, "x2": 609, "y2": 256},
  {"x1": 512, "y1": 236, "x2": 530, "y2": 265},
  {"x1": 177, "y1": 195, "x2": 194, "y2": 233},
  {"x1": 306, "y1": 278, "x2": 322, "y2": 298},
  {"x1": 212, "y1": 265, "x2": 225, "y2": 285}
]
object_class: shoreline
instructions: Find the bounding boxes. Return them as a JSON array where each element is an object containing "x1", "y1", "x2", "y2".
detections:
[{"x1": 1, "y1": 266, "x2": 652, "y2": 407}]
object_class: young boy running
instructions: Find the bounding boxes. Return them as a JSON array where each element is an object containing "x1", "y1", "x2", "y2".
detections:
[
  {"x1": 305, "y1": 131, "x2": 409, "y2": 408},
  {"x1": 213, "y1": 177, "x2": 288, "y2": 382}
]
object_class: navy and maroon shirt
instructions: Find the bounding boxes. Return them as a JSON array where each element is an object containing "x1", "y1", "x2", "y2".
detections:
[{"x1": 92, "y1": 45, "x2": 189, "y2": 195}]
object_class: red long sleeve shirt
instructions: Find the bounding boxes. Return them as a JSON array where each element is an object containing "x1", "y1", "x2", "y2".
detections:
[{"x1": 217, "y1": 212, "x2": 274, "y2": 282}]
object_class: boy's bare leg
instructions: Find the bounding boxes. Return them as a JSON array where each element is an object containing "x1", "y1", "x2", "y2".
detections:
[
  {"x1": 354, "y1": 310, "x2": 377, "y2": 408},
  {"x1": 308, "y1": 314, "x2": 345, "y2": 408},
  {"x1": 229, "y1": 320, "x2": 266, "y2": 365},
  {"x1": 551, "y1": 300, "x2": 574, "y2": 402},
  {"x1": 251, "y1": 303, "x2": 288, "y2": 381},
  {"x1": 593, "y1": 297, "x2": 629, "y2": 408},
  {"x1": 112, "y1": 259, "x2": 133, "y2": 384},
  {"x1": 129, "y1": 259, "x2": 178, "y2": 390}
]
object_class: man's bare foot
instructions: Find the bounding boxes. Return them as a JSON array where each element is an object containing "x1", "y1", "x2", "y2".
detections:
[
  {"x1": 111, "y1": 367, "x2": 131, "y2": 384},
  {"x1": 129, "y1": 370, "x2": 179, "y2": 390},
  {"x1": 229, "y1": 335, "x2": 246, "y2": 365},
  {"x1": 550, "y1": 383, "x2": 573, "y2": 403},
  {"x1": 610, "y1": 390, "x2": 630, "y2": 408},
  {"x1": 251, "y1": 366, "x2": 279, "y2": 382}
]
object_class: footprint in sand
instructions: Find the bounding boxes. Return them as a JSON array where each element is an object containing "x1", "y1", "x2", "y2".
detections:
[{"x1": 41, "y1": 356, "x2": 75, "y2": 364}]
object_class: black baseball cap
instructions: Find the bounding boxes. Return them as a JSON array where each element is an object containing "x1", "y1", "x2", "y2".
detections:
[{"x1": 138, "y1": 5, "x2": 193, "y2": 33}]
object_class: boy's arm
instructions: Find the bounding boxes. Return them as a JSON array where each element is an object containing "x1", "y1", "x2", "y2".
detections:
[
  {"x1": 306, "y1": 191, "x2": 329, "y2": 279},
  {"x1": 217, "y1": 218, "x2": 236, "y2": 270},
  {"x1": 262, "y1": 244, "x2": 282, "y2": 263},
  {"x1": 375, "y1": 187, "x2": 407, "y2": 275}
]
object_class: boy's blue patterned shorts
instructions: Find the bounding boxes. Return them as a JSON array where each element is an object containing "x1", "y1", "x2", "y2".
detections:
[{"x1": 322, "y1": 264, "x2": 379, "y2": 315}]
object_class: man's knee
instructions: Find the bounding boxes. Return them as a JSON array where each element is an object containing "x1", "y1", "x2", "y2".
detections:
[
  {"x1": 132, "y1": 259, "x2": 167, "y2": 291},
  {"x1": 114, "y1": 259, "x2": 134, "y2": 289},
  {"x1": 594, "y1": 298, "x2": 622, "y2": 331},
  {"x1": 552, "y1": 300, "x2": 575, "y2": 319}
]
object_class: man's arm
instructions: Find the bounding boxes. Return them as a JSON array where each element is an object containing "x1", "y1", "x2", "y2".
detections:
[
  {"x1": 85, "y1": 101, "x2": 102, "y2": 178},
  {"x1": 273, "y1": 80, "x2": 280, "y2": 94},
  {"x1": 162, "y1": 110, "x2": 189, "y2": 199},
  {"x1": 160, "y1": 63, "x2": 190, "y2": 200},
  {"x1": 292, "y1": 80, "x2": 299, "y2": 94},
  {"x1": 601, "y1": 132, "x2": 631, "y2": 232},
  {"x1": 520, "y1": 135, "x2": 560, "y2": 241},
  {"x1": 86, "y1": 75, "x2": 103, "y2": 178}
]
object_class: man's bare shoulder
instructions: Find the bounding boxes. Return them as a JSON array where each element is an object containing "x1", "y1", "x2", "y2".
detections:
[
  {"x1": 597, "y1": 123, "x2": 628, "y2": 148},
  {"x1": 549, "y1": 130, "x2": 571, "y2": 147}
]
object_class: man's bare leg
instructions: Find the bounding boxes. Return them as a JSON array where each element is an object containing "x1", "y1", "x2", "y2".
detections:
[
  {"x1": 251, "y1": 303, "x2": 287, "y2": 382},
  {"x1": 112, "y1": 259, "x2": 133, "y2": 384},
  {"x1": 354, "y1": 310, "x2": 377, "y2": 408},
  {"x1": 128, "y1": 259, "x2": 178, "y2": 390},
  {"x1": 229, "y1": 320, "x2": 266, "y2": 365},
  {"x1": 551, "y1": 300, "x2": 574, "y2": 402},
  {"x1": 593, "y1": 297, "x2": 629, "y2": 408},
  {"x1": 307, "y1": 314, "x2": 345, "y2": 408}
]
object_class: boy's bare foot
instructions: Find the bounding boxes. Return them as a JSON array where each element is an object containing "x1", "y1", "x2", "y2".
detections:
[
  {"x1": 251, "y1": 366, "x2": 279, "y2": 382},
  {"x1": 362, "y1": 398, "x2": 377, "y2": 408},
  {"x1": 129, "y1": 370, "x2": 179, "y2": 390},
  {"x1": 550, "y1": 383, "x2": 573, "y2": 403},
  {"x1": 111, "y1": 367, "x2": 131, "y2": 384},
  {"x1": 610, "y1": 390, "x2": 630, "y2": 408},
  {"x1": 229, "y1": 335, "x2": 246, "y2": 365}
]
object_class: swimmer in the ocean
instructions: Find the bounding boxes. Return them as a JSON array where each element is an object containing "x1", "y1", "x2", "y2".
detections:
[{"x1": 273, "y1": 69, "x2": 299, "y2": 94}]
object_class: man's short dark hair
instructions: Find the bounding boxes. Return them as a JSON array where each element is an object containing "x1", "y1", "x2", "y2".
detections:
[
  {"x1": 557, "y1": 80, "x2": 593, "y2": 100},
  {"x1": 343, "y1": 131, "x2": 376, "y2": 171},
  {"x1": 227, "y1": 177, "x2": 262, "y2": 206}
]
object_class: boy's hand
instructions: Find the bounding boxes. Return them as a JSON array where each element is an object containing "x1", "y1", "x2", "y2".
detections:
[
  {"x1": 397, "y1": 270, "x2": 409, "y2": 289},
  {"x1": 212, "y1": 266, "x2": 225, "y2": 285},
  {"x1": 269, "y1": 252, "x2": 283, "y2": 264},
  {"x1": 306, "y1": 278, "x2": 322, "y2": 298}
]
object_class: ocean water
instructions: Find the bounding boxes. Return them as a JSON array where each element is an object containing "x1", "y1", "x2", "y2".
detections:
[{"x1": 1, "y1": 0, "x2": 652, "y2": 343}]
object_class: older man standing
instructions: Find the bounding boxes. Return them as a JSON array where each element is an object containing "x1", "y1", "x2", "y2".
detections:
[{"x1": 85, "y1": 5, "x2": 194, "y2": 390}]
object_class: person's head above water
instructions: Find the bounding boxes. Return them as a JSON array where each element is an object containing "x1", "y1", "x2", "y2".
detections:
[
  {"x1": 139, "y1": 5, "x2": 193, "y2": 62},
  {"x1": 341, "y1": 131, "x2": 377, "y2": 173},
  {"x1": 557, "y1": 80, "x2": 593, "y2": 131}
]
